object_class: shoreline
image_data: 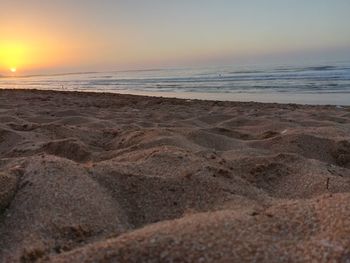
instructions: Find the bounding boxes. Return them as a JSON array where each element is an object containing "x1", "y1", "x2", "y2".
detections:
[
  {"x1": 0, "y1": 88, "x2": 349, "y2": 262},
  {"x1": 1, "y1": 88, "x2": 349, "y2": 107}
]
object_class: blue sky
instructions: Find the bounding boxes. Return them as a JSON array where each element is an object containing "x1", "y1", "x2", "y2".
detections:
[{"x1": 1, "y1": 0, "x2": 350, "y2": 73}]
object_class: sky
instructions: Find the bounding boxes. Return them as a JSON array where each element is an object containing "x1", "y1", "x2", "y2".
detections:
[{"x1": 1, "y1": 0, "x2": 350, "y2": 75}]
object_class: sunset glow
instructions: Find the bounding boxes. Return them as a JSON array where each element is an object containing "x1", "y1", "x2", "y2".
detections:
[
  {"x1": 0, "y1": 40, "x2": 46, "y2": 74},
  {"x1": 0, "y1": 35, "x2": 78, "y2": 75},
  {"x1": 0, "y1": 0, "x2": 349, "y2": 75},
  {"x1": 0, "y1": 42, "x2": 25, "y2": 73}
]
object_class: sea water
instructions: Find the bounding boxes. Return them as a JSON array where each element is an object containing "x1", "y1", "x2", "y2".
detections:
[{"x1": 1, "y1": 62, "x2": 350, "y2": 105}]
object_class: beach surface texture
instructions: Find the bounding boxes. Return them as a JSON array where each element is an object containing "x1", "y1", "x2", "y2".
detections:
[{"x1": 0, "y1": 89, "x2": 349, "y2": 262}]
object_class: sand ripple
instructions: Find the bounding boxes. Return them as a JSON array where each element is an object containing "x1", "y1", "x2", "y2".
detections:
[{"x1": 0, "y1": 90, "x2": 349, "y2": 262}]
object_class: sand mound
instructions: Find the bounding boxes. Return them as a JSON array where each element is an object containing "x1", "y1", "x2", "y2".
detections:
[
  {"x1": 207, "y1": 127, "x2": 254, "y2": 140},
  {"x1": 0, "y1": 90, "x2": 349, "y2": 262},
  {"x1": 250, "y1": 133, "x2": 348, "y2": 165},
  {"x1": 231, "y1": 153, "x2": 350, "y2": 199},
  {"x1": 0, "y1": 156, "x2": 129, "y2": 262},
  {"x1": 186, "y1": 129, "x2": 244, "y2": 151},
  {"x1": 49, "y1": 193, "x2": 350, "y2": 263},
  {"x1": 42, "y1": 139, "x2": 91, "y2": 162},
  {"x1": 0, "y1": 128, "x2": 23, "y2": 156},
  {"x1": 0, "y1": 172, "x2": 18, "y2": 211},
  {"x1": 89, "y1": 161, "x2": 264, "y2": 229},
  {"x1": 331, "y1": 140, "x2": 350, "y2": 168}
]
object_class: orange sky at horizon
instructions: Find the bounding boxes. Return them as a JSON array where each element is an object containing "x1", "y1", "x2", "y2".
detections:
[
  {"x1": 1, "y1": 1, "x2": 350, "y2": 75},
  {"x1": 0, "y1": 21, "x2": 89, "y2": 75}
]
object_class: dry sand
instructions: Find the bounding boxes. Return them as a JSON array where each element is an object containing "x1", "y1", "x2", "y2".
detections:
[{"x1": 0, "y1": 89, "x2": 349, "y2": 262}]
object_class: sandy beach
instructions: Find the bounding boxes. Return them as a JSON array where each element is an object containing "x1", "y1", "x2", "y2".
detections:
[{"x1": 0, "y1": 89, "x2": 349, "y2": 262}]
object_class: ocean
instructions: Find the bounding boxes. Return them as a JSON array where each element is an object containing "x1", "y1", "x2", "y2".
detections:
[{"x1": 1, "y1": 62, "x2": 350, "y2": 105}]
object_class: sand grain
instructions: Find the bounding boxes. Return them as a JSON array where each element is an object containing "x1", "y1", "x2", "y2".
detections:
[{"x1": 0, "y1": 89, "x2": 349, "y2": 262}]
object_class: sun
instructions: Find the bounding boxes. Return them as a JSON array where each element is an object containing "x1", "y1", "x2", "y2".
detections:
[{"x1": 10, "y1": 68, "x2": 17, "y2": 73}]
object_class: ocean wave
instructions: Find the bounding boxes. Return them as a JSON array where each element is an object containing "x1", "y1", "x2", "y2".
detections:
[{"x1": 1, "y1": 64, "x2": 350, "y2": 99}]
